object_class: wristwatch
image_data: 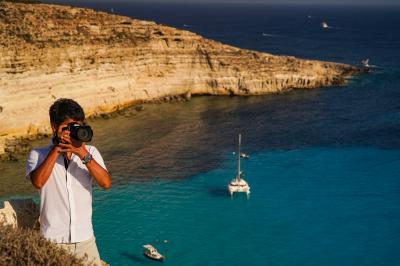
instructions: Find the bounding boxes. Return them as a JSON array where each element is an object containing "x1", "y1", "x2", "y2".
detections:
[{"x1": 81, "y1": 153, "x2": 93, "y2": 164}]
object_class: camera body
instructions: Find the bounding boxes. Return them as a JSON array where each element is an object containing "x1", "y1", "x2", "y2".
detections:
[{"x1": 63, "y1": 122, "x2": 93, "y2": 142}]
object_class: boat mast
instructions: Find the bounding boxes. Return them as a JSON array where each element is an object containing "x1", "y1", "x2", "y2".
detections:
[{"x1": 237, "y1": 133, "x2": 241, "y2": 181}]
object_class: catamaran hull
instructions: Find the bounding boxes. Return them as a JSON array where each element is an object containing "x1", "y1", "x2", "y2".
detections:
[{"x1": 228, "y1": 179, "x2": 250, "y2": 195}]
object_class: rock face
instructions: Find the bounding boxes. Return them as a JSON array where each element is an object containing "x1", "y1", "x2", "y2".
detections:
[
  {"x1": 0, "y1": 199, "x2": 39, "y2": 229},
  {"x1": 0, "y1": 1, "x2": 358, "y2": 157}
]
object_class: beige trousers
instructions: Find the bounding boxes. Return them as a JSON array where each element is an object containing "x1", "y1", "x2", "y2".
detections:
[{"x1": 57, "y1": 236, "x2": 102, "y2": 266}]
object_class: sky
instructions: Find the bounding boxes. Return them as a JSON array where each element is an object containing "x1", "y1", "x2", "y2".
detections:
[{"x1": 43, "y1": 0, "x2": 400, "y2": 7}]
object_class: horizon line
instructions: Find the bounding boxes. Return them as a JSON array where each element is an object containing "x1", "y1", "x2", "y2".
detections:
[{"x1": 41, "y1": 0, "x2": 400, "y2": 7}]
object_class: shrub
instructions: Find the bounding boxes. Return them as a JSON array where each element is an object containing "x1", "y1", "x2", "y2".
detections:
[{"x1": 0, "y1": 223, "x2": 86, "y2": 266}]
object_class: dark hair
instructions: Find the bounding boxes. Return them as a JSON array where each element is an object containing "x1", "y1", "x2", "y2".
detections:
[{"x1": 49, "y1": 98, "x2": 85, "y2": 126}]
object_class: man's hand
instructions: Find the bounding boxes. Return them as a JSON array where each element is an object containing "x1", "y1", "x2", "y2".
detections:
[{"x1": 57, "y1": 130, "x2": 88, "y2": 159}]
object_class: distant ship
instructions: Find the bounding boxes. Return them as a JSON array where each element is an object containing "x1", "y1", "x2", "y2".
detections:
[
  {"x1": 321, "y1": 22, "x2": 329, "y2": 29},
  {"x1": 228, "y1": 134, "x2": 250, "y2": 196}
]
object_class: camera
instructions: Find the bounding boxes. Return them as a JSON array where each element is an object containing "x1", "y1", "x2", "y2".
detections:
[{"x1": 62, "y1": 122, "x2": 93, "y2": 142}]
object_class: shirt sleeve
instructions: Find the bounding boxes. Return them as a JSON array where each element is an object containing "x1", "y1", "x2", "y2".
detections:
[
  {"x1": 25, "y1": 149, "x2": 41, "y2": 180},
  {"x1": 89, "y1": 146, "x2": 108, "y2": 171}
]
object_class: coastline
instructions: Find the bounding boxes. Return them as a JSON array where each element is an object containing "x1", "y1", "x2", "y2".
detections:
[
  {"x1": 0, "y1": 1, "x2": 360, "y2": 160},
  {"x1": 0, "y1": 93, "x2": 192, "y2": 161}
]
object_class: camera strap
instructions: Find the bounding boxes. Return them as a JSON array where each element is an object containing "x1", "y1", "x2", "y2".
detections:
[{"x1": 63, "y1": 155, "x2": 69, "y2": 171}]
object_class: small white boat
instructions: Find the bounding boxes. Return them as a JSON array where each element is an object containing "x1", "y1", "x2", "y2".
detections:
[
  {"x1": 321, "y1": 22, "x2": 329, "y2": 28},
  {"x1": 361, "y1": 58, "x2": 370, "y2": 68},
  {"x1": 228, "y1": 134, "x2": 250, "y2": 196},
  {"x1": 360, "y1": 58, "x2": 381, "y2": 72},
  {"x1": 143, "y1": 244, "x2": 164, "y2": 261},
  {"x1": 240, "y1": 152, "x2": 250, "y2": 159},
  {"x1": 361, "y1": 58, "x2": 371, "y2": 72}
]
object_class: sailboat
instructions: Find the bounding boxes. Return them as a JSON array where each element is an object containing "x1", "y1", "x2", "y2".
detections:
[{"x1": 228, "y1": 134, "x2": 250, "y2": 196}]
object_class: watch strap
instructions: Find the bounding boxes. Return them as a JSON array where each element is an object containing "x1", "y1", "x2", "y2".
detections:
[{"x1": 82, "y1": 153, "x2": 92, "y2": 164}]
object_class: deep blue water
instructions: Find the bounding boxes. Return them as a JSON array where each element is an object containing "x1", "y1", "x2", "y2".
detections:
[{"x1": 36, "y1": 2, "x2": 400, "y2": 265}]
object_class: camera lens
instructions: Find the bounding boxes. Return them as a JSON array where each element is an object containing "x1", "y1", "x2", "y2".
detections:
[
  {"x1": 76, "y1": 127, "x2": 93, "y2": 142},
  {"x1": 77, "y1": 128, "x2": 88, "y2": 141}
]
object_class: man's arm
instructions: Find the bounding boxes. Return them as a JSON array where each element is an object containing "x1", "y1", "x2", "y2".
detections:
[
  {"x1": 29, "y1": 146, "x2": 61, "y2": 189},
  {"x1": 80, "y1": 146, "x2": 111, "y2": 189}
]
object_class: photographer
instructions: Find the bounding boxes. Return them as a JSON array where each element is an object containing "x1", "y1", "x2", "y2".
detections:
[{"x1": 26, "y1": 98, "x2": 111, "y2": 266}]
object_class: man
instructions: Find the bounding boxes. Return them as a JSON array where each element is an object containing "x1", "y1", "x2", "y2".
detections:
[{"x1": 26, "y1": 98, "x2": 111, "y2": 265}]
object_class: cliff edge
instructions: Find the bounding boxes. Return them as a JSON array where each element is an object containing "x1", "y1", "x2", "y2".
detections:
[{"x1": 0, "y1": 1, "x2": 358, "y2": 157}]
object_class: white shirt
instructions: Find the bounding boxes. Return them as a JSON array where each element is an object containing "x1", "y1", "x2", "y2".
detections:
[{"x1": 25, "y1": 143, "x2": 107, "y2": 244}]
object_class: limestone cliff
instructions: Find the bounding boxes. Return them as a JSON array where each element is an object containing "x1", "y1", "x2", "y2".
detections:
[{"x1": 0, "y1": 1, "x2": 358, "y2": 157}]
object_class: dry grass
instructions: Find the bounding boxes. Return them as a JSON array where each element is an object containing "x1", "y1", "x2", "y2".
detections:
[{"x1": 0, "y1": 223, "x2": 86, "y2": 266}]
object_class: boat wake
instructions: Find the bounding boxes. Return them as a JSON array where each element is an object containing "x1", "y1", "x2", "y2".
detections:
[{"x1": 262, "y1": 33, "x2": 277, "y2": 37}]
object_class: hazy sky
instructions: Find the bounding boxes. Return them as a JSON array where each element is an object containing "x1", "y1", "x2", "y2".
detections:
[{"x1": 45, "y1": 0, "x2": 400, "y2": 6}]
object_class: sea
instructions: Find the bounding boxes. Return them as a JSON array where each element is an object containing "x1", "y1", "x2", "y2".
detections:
[{"x1": 1, "y1": 2, "x2": 400, "y2": 265}]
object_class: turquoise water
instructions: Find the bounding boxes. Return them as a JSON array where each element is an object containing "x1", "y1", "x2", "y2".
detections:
[{"x1": 94, "y1": 147, "x2": 400, "y2": 265}]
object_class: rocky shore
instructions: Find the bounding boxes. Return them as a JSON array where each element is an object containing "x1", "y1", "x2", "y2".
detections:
[{"x1": 0, "y1": 1, "x2": 359, "y2": 159}]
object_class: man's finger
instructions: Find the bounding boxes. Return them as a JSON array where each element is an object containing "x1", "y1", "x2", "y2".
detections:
[
  {"x1": 58, "y1": 143, "x2": 69, "y2": 146},
  {"x1": 58, "y1": 143, "x2": 72, "y2": 149},
  {"x1": 61, "y1": 137, "x2": 72, "y2": 144}
]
